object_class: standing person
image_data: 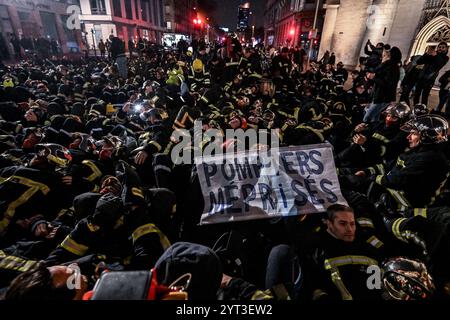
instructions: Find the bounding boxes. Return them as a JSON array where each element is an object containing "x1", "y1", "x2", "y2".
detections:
[
  {"x1": 319, "y1": 50, "x2": 330, "y2": 65},
  {"x1": 363, "y1": 47, "x2": 402, "y2": 123},
  {"x1": 435, "y1": 69, "x2": 450, "y2": 113},
  {"x1": 128, "y1": 39, "x2": 135, "y2": 56},
  {"x1": 364, "y1": 40, "x2": 383, "y2": 69},
  {"x1": 414, "y1": 42, "x2": 449, "y2": 106},
  {"x1": 98, "y1": 39, "x2": 106, "y2": 58},
  {"x1": 329, "y1": 52, "x2": 336, "y2": 66},
  {"x1": 10, "y1": 34, "x2": 22, "y2": 60},
  {"x1": 50, "y1": 38, "x2": 58, "y2": 56},
  {"x1": 109, "y1": 34, "x2": 127, "y2": 79}
]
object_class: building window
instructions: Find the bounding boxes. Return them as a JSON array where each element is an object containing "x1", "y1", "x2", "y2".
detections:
[
  {"x1": 135, "y1": 0, "x2": 140, "y2": 20},
  {"x1": 60, "y1": 15, "x2": 76, "y2": 42},
  {"x1": 125, "y1": 0, "x2": 133, "y2": 19},
  {"x1": 141, "y1": 0, "x2": 147, "y2": 21},
  {"x1": 159, "y1": 0, "x2": 164, "y2": 27},
  {"x1": 152, "y1": 0, "x2": 158, "y2": 26},
  {"x1": 112, "y1": 0, "x2": 122, "y2": 17},
  {"x1": 90, "y1": 0, "x2": 106, "y2": 15}
]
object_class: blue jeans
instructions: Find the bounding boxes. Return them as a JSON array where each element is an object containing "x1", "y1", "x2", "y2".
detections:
[
  {"x1": 115, "y1": 55, "x2": 127, "y2": 79},
  {"x1": 363, "y1": 102, "x2": 388, "y2": 123}
]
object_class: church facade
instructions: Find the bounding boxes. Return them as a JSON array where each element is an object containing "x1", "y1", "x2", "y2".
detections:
[{"x1": 319, "y1": 0, "x2": 450, "y2": 68}]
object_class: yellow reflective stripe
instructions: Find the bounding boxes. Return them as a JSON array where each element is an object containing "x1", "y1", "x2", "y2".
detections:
[
  {"x1": 2, "y1": 175, "x2": 50, "y2": 194},
  {"x1": 386, "y1": 188, "x2": 411, "y2": 208},
  {"x1": 380, "y1": 145, "x2": 387, "y2": 156},
  {"x1": 281, "y1": 123, "x2": 290, "y2": 132},
  {"x1": 132, "y1": 187, "x2": 145, "y2": 199},
  {"x1": 324, "y1": 260, "x2": 353, "y2": 300},
  {"x1": 172, "y1": 204, "x2": 177, "y2": 214},
  {"x1": 0, "y1": 255, "x2": 38, "y2": 272},
  {"x1": 82, "y1": 160, "x2": 102, "y2": 182},
  {"x1": 87, "y1": 222, "x2": 100, "y2": 232},
  {"x1": 149, "y1": 140, "x2": 162, "y2": 152},
  {"x1": 372, "y1": 133, "x2": 390, "y2": 144},
  {"x1": 61, "y1": 235, "x2": 89, "y2": 256},
  {"x1": 366, "y1": 236, "x2": 384, "y2": 248},
  {"x1": 357, "y1": 218, "x2": 374, "y2": 228},
  {"x1": 413, "y1": 208, "x2": 427, "y2": 218},
  {"x1": 296, "y1": 125, "x2": 324, "y2": 141},
  {"x1": 325, "y1": 255, "x2": 378, "y2": 269},
  {"x1": 375, "y1": 175, "x2": 384, "y2": 185},
  {"x1": 92, "y1": 184, "x2": 100, "y2": 193},
  {"x1": 376, "y1": 164, "x2": 385, "y2": 174},
  {"x1": 113, "y1": 215, "x2": 124, "y2": 229},
  {"x1": 0, "y1": 250, "x2": 5, "y2": 258},
  {"x1": 0, "y1": 175, "x2": 51, "y2": 234},
  {"x1": 131, "y1": 223, "x2": 171, "y2": 250},
  {"x1": 429, "y1": 172, "x2": 450, "y2": 205},
  {"x1": 368, "y1": 167, "x2": 376, "y2": 175},
  {"x1": 396, "y1": 158, "x2": 405, "y2": 168},
  {"x1": 249, "y1": 73, "x2": 263, "y2": 79},
  {"x1": 392, "y1": 218, "x2": 408, "y2": 242},
  {"x1": 312, "y1": 289, "x2": 328, "y2": 300},
  {"x1": 251, "y1": 289, "x2": 273, "y2": 300}
]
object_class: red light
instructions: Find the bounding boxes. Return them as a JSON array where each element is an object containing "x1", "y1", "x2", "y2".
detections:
[
  {"x1": 242, "y1": 37, "x2": 245, "y2": 41},
  {"x1": 222, "y1": 37, "x2": 226, "y2": 41},
  {"x1": 197, "y1": 18, "x2": 202, "y2": 24},
  {"x1": 289, "y1": 28, "x2": 295, "y2": 36},
  {"x1": 193, "y1": 19, "x2": 198, "y2": 24},
  {"x1": 314, "y1": 39, "x2": 318, "y2": 44}
]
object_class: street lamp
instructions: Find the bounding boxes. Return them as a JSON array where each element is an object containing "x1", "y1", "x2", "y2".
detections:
[
  {"x1": 252, "y1": 25, "x2": 255, "y2": 39},
  {"x1": 91, "y1": 28, "x2": 97, "y2": 57}
]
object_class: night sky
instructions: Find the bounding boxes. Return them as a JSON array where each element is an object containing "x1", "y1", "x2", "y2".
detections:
[{"x1": 210, "y1": 0, "x2": 265, "y2": 30}]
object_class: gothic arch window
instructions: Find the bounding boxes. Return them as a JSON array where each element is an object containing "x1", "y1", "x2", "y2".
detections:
[{"x1": 427, "y1": 24, "x2": 450, "y2": 42}]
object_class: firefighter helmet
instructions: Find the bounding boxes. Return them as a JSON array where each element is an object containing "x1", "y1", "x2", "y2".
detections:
[
  {"x1": 412, "y1": 104, "x2": 428, "y2": 117},
  {"x1": 35, "y1": 143, "x2": 72, "y2": 168},
  {"x1": 384, "y1": 102, "x2": 411, "y2": 120},
  {"x1": 382, "y1": 257, "x2": 435, "y2": 300},
  {"x1": 401, "y1": 114, "x2": 448, "y2": 144}
]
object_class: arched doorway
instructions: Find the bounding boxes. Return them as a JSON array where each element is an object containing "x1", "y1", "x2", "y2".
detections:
[
  {"x1": 410, "y1": 15, "x2": 450, "y2": 91},
  {"x1": 410, "y1": 15, "x2": 450, "y2": 56}
]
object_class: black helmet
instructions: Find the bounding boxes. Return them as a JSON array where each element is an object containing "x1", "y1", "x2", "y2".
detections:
[
  {"x1": 35, "y1": 143, "x2": 72, "y2": 168},
  {"x1": 142, "y1": 80, "x2": 159, "y2": 92},
  {"x1": 384, "y1": 102, "x2": 411, "y2": 120},
  {"x1": 382, "y1": 257, "x2": 435, "y2": 300},
  {"x1": 70, "y1": 133, "x2": 97, "y2": 154},
  {"x1": 401, "y1": 114, "x2": 448, "y2": 144},
  {"x1": 412, "y1": 104, "x2": 428, "y2": 117}
]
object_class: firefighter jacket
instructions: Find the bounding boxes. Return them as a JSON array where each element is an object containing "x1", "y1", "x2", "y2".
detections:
[{"x1": 364, "y1": 145, "x2": 450, "y2": 208}]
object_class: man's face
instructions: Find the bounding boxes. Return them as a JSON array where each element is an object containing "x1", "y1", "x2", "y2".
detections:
[
  {"x1": 437, "y1": 44, "x2": 448, "y2": 54},
  {"x1": 356, "y1": 85, "x2": 366, "y2": 95},
  {"x1": 408, "y1": 130, "x2": 421, "y2": 148},
  {"x1": 385, "y1": 113, "x2": 398, "y2": 127},
  {"x1": 48, "y1": 264, "x2": 88, "y2": 300},
  {"x1": 326, "y1": 211, "x2": 356, "y2": 242},
  {"x1": 229, "y1": 116, "x2": 241, "y2": 129}
]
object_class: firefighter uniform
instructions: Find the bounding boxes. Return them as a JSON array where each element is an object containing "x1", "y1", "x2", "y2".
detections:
[
  {"x1": 363, "y1": 145, "x2": 449, "y2": 209},
  {"x1": 305, "y1": 230, "x2": 382, "y2": 300},
  {"x1": 0, "y1": 165, "x2": 71, "y2": 244}
]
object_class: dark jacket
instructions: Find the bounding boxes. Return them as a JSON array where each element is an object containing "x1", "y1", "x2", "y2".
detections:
[
  {"x1": 438, "y1": 70, "x2": 450, "y2": 90},
  {"x1": 372, "y1": 60, "x2": 400, "y2": 104},
  {"x1": 417, "y1": 52, "x2": 449, "y2": 85},
  {"x1": 368, "y1": 145, "x2": 450, "y2": 207}
]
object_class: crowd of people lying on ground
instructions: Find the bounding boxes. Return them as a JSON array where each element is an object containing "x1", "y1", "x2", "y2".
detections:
[{"x1": 0, "y1": 35, "x2": 449, "y2": 301}]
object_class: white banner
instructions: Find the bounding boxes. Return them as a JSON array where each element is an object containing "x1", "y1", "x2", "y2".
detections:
[{"x1": 196, "y1": 144, "x2": 347, "y2": 225}]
